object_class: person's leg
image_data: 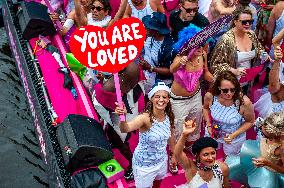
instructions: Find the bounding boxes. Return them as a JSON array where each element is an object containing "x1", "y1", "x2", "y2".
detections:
[
  {"x1": 170, "y1": 97, "x2": 190, "y2": 142},
  {"x1": 154, "y1": 158, "x2": 168, "y2": 187},
  {"x1": 107, "y1": 125, "x2": 133, "y2": 165},
  {"x1": 133, "y1": 164, "x2": 156, "y2": 188},
  {"x1": 185, "y1": 91, "x2": 203, "y2": 149}
]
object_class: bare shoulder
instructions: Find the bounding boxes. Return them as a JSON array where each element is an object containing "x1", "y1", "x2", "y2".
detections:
[{"x1": 217, "y1": 161, "x2": 229, "y2": 176}]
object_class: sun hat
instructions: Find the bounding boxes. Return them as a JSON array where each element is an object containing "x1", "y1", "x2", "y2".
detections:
[{"x1": 142, "y1": 12, "x2": 170, "y2": 35}]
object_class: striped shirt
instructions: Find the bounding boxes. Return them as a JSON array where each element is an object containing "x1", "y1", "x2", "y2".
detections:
[
  {"x1": 210, "y1": 96, "x2": 245, "y2": 143},
  {"x1": 128, "y1": 0, "x2": 154, "y2": 21},
  {"x1": 133, "y1": 116, "x2": 170, "y2": 167}
]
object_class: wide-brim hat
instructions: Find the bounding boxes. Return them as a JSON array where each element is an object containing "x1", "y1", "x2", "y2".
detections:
[{"x1": 142, "y1": 12, "x2": 170, "y2": 35}]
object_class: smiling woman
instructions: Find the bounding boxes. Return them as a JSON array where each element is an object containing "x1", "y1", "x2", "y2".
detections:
[
  {"x1": 210, "y1": 7, "x2": 266, "y2": 95},
  {"x1": 203, "y1": 71, "x2": 255, "y2": 157},
  {"x1": 115, "y1": 82, "x2": 176, "y2": 188}
]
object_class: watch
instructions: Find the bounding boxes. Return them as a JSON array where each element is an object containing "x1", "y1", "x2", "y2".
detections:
[{"x1": 150, "y1": 66, "x2": 154, "y2": 72}]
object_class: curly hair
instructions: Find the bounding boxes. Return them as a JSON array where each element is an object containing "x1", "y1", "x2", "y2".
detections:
[
  {"x1": 144, "y1": 97, "x2": 175, "y2": 130},
  {"x1": 231, "y1": 6, "x2": 253, "y2": 28},
  {"x1": 209, "y1": 70, "x2": 244, "y2": 105},
  {"x1": 262, "y1": 110, "x2": 284, "y2": 139}
]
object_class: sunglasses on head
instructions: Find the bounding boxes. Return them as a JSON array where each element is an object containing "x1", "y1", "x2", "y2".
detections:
[
  {"x1": 220, "y1": 88, "x2": 236, "y2": 93},
  {"x1": 182, "y1": 6, "x2": 198, "y2": 14},
  {"x1": 90, "y1": 5, "x2": 104, "y2": 11},
  {"x1": 239, "y1": 19, "x2": 254, "y2": 25}
]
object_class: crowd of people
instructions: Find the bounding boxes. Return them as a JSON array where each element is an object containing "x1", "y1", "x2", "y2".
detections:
[{"x1": 48, "y1": 0, "x2": 284, "y2": 187}]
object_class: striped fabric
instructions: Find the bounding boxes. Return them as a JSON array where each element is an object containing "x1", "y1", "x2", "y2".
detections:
[
  {"x1": 128, "y1": 0, "x2": 154, "y2": 21},
  {"x1": 210, "y1": 96, "x2": 245, "y2": 143},
  {"x1": 133, "y1": 116, "x2": 171, "y2": 167}
]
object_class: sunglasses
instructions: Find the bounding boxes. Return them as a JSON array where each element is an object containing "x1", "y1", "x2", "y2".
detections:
[
  {"x1": 239, "y1": 19, "x2": 254, "y2": 25},
  {"x1": 219, "y1": 88, "x2": 236, "y2": 94},
  {"x1": 182, "y1": 6, "x2": 198, "y2": 14},
  {"x1": 90, "y1": 5, "x2": 104, "y2": 11}
]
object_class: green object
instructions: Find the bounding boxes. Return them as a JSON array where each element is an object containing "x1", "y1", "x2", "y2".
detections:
[
  {"x1": 98, "y1": 159, "x2": 124, "y2": 183},
  {"x1": 66, "y1": 53, "x2": 87, "y2": 80}
]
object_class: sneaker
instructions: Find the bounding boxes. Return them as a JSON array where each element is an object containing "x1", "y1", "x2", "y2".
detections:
[{"x1": 124, "y1": 167, "x2": 134, "y2": 181}]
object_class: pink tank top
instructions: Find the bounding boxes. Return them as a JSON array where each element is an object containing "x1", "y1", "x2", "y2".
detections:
[{"x1": 173, "y1": 66, "x2": 203, "y2": 93}]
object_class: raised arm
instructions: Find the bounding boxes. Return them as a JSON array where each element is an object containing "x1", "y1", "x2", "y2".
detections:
[
  {"x1": 269, "y1": 46, "x2": 283, "y2": 94},
  {"x1": 154, "y1": 0, "x2": 165, "y2": 13},
  {"x1": 214, "y1": 0, "x2": 236, "y2": 16},
  {"x1": 266, "y1": 6, "x2": 277, "y2": 49},
  {"x1": 74, "y1": 0, "x2": 88, "y2": 26},
  {"x1": 174, "y1": 120, "x2": 196, "y2": 170},
  {"x1": 123, "y1": 3, "x2": 132, "y2": 18},
  {"x1": 225, "y1": 96, "x2": 254, "y2": 144},
  {"x1": 108, "y1": 0, "x2": 128, "y2": 26},
  {"x1": 272, "y1": 28, "x2": 284, "y2": 47},
  {"x1": 170, "y1": 55, "x2": 186, "y2": 73}
]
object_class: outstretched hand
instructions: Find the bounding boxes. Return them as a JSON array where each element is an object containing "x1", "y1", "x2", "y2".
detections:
[
  {"x1": 252, "y1": 157, "x2": 269, "y2": 168},
  {"x1": 114, "y1": 102, "x2": 127, "y2": 115},
  {"x1": 182, "y1": 119, "x2": 196, "y2": 136}
]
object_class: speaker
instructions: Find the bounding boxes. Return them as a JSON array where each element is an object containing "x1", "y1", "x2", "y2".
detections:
[
  {"x1": 56, "y1": 114, "x2": 114, "y2": 173},
  {"x1": 17, "y1": 1, "x2": 56, "y2": 40}
]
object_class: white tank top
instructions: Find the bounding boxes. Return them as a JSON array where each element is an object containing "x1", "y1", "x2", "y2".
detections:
[
  {"x1": 128, "y1": 0, "x2": 154, "y2": 20},
  {"x1": 187, "y1": 171, "x2": 223, "y2": 188},
  {"x1": 237, "y1": 50, "x2": 256, "y2": 85},
  {"x1": 87, "y1": 13, "x2": 111, "y2": 28}
]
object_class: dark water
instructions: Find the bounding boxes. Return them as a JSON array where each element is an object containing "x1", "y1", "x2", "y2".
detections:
[{"x1": 0, "y1": 27, "x2": 47, "y2": 187}]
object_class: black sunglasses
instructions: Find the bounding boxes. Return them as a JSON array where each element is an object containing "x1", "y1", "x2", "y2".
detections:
[
  {"x1": 240, "y1": 19, "x2": 254, "y2": 25},
  {"x1": 90, "y1": 5, "x2": 104, "y2": 11},
  {"x1": 220, "y1": 88, "x2": 236, "y2": 94},
  {"x1": 182, "y1": 6, "x2": 198, "y2": 14}
]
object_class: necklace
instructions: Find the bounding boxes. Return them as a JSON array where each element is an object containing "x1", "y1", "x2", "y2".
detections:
[{"x1": 189, "y1": 56, "x2": 201, "y2": 67}]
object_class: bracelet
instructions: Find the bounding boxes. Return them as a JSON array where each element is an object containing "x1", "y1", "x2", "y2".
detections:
[
  {"x1": 180, "y1": 56, "x2": 187, "y2": 65},
  {"x1": 150, "y1": 66, "x2": 154, "y2": 72}
]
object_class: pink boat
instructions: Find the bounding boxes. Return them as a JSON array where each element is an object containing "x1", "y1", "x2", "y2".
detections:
[{"x1": 1, "y1": 0, "x2": 261, "y2": 187}]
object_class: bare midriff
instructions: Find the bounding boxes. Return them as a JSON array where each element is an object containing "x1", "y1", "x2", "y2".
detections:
[{"x1": 171, "y1": 80, "x2": 200, "y2": 97}]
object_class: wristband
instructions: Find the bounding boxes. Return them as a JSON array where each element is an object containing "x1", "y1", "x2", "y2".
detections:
[{"x1": 150, "y1": 66, "x2": 154, "y2": 72}]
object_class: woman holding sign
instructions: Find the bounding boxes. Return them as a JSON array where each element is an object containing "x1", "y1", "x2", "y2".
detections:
[
  {"x1": 115, "y1": 82, "x2": 176, "y2": 188},
  {"x1": 210, "y1": 7, "x2": 268, "y2": 95}
]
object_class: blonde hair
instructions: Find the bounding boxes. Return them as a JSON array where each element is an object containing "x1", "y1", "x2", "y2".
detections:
[{"x1": 262, "y1": 110, "x2": 284, "y2": 138}]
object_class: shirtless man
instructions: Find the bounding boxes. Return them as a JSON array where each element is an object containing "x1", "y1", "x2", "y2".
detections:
[
  {"x1": 123, "y1": 0, "x2": 164, "y2": 20},
  {"x1": 208, "y1": 0, "x2": 238, "y2": 23}
]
